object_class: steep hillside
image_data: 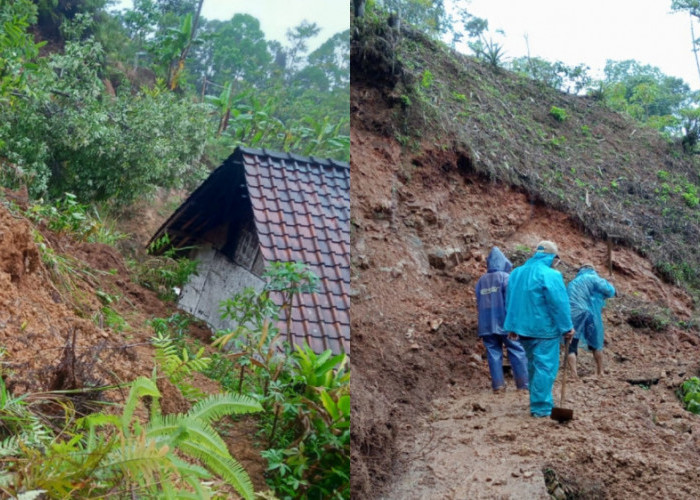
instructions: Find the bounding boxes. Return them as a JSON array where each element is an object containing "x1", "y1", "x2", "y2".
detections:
[
  {"x1": 350, "y1": 20, "x2": 700, "y2": 499},
  {"x1": 0, "y1": 196, "x2": 268, "y2": 495}
]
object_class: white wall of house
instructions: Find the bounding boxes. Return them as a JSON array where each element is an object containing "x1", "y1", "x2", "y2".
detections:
[{"x1": 178, "y1": 244, "x2": 265, "y2": 331}]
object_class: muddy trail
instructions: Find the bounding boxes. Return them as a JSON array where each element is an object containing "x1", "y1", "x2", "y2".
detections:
[
  {"x1": 380, "y1": 327, "x2": 700, "y2": 499},
  {"x1": 349, "y1": 78, "x2": 700, "y2": 498}
]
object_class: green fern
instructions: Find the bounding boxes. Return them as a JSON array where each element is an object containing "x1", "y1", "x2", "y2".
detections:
[
  {"x1": 0, "y1": 376, "x2": 52, "y2": 457},
  {"x1": 180, "y1": 440, "x2": 255, "y2": 498},
  {"x1": 0, "y1": 353, "x2": 262, "y2": 498},
  {"x1": 146, "y1": 391, "x2": 262, "y2": 499},
  {"x1": 121, "y1": 376, "x2": 160, "y2": 432},
  {"x1": 152, "y1": 332, "x2": 211, "y2": 401},
  {"x1": 187, "y1": 392, "x2": 262, "y2": 422},
  {"x1": 99, "y1": 432, "x2": 175, "y2": 487}
]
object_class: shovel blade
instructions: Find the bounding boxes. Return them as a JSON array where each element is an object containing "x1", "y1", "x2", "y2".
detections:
[{"x1": 550, "y1": 407, "x2": 573, "y2": 423}]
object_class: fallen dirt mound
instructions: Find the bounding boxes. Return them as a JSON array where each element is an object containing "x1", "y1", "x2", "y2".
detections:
[
  {"x1": 0, "y1": 204, "x2": 166, "y2": 395},
  {"x1": 350, "y1": 83, "x2": 700, "y2": 498},
  {"x1": 0, "y1": 201, "x2": 267, "y2": 492}
]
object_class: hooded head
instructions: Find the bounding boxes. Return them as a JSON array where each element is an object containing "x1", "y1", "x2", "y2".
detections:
[
  {"x1": 486, "y1": 246, "x2": 513, "y2": 273},
  {"x1": 536, "y1": 240, "x2": 559, "y2": 256},
  {"x1": 577, "y1": 263, "x2": 596, "y2": 275}
]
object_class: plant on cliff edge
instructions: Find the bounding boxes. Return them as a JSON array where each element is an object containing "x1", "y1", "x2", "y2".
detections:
[{"x1": 679, "y1": 376, "x2": 700, "y2": 414}]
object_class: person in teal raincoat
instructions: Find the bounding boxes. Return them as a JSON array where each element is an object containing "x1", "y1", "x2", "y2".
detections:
[
  {"x1": 504, "y1": 241, "x2": 574, "y2": 418},
  {"x1": 566, "y1": 264, "x2": 616, "y2": 379}
]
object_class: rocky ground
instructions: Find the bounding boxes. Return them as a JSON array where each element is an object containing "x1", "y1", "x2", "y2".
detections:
[{"x1": 350, "y1": 83, "x2": 700, "y2": 499}]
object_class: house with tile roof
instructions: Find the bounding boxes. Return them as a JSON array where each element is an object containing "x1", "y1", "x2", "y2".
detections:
[{"x1": 148, "y1": 146, "x2": 350, "y2": 354}]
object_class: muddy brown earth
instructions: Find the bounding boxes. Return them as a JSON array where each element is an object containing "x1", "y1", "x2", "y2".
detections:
[
  {"x1": 0, "y1": 198, "x2": 267, "y2": 495},
  {"x1": 350, "y1": 84, "x2": 700, "y2": 498}
]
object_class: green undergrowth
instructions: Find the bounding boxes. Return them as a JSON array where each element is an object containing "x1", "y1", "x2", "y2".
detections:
[
  {"x1": 206, "y1": 262, "x2": 350, "y2": 499},
  {"x1": 679, "y1": 376, "x2": 700, "y2": 414},
  {"x1": 0, "y1": 194, "x2": 349, "y2": 498},
  {"x1": 131, "y1": 234, "x2": 200, "y2": 302}
]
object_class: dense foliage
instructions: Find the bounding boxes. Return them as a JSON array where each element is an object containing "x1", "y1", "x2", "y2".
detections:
[
  {"x1": 679, "y1": 376, "x2": 700, "y2": 414},
  {"x1": 208, "y1": 263, "x2": 350, "y2": 499},
  {"x1": 0, "y1": 0, "x2": 349, "y2": 207},
  {"x1": 0, "y1": 1, "x2": 351, "y2": 497}
]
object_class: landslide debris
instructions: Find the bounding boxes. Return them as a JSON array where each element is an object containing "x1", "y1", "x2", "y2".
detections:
[{"x1": 350, "y1": 18, "x2": 700, "y2": 499}]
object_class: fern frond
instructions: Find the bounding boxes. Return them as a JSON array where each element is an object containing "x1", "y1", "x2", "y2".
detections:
[
  {"x1": 100, "y1": 433, "x2": 173, "y2": 487},
  {"x1": 122, "y1": 377, "x2": 160, "y2": 432},
  {"x1": 147, "y1": 416, "x2": 229, "y2": 458},
  {"x1": 26, "y1": 414, "x2": 51, "y2": 446},
  {"x1": 178, "y1": 440, "x2": 255, "y2": 500},
  {"x1": 168, "y1": 455, "x2": 212, "y2": 480},
  {"x1": 0, "y1": 413, "x2": 51, "y2": 457},
  {"x1": 0, "y1": 435, "x2": 21, "y2": 457},
  {"x1": 180, "y1": 384, "x2": 207, "y2": 402},
  {"x1": 0, "y1": 471, "x2": 15, "y2": 488},
  {"x1": 187, "y1": 392, "x2": 262, "y2": 424}
]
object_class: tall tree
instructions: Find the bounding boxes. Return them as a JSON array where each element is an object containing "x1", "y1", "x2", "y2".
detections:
[
  {"x1": 303, "y1": 30, "x2": 350, "y2": 91},
  {"x1": 671, "y1": 0, "x2": 700, "y2": 83},
  {"x1": 195, "y1": 14, "x2": 272, "y2": 88},
  {"x1": 602, "y1": 60, "x2": 692, "y2": 119},
  {"x1": 379, "y1": 0, "x2": 448, "y2": 35},
  {"x1": 284, "y1": 21, "x2": 321, "y2": 73}
]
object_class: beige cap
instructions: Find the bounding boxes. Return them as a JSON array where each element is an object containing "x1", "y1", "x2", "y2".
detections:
[{"x1": 536, "y1": 240, "x2": 559, "y2": 255}]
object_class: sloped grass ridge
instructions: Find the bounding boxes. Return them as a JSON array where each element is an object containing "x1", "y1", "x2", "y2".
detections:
[{"x1": 352, "y1": 22, "x2": 700, "y2": 303}]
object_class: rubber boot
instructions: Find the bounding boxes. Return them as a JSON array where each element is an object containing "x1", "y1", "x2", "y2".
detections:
[
  {"x1": 567, "y1": 353, "x2": 578, "y2": 380},
  {"x1": 593, "y1": 350, "x2": 604, "y2": 377}
]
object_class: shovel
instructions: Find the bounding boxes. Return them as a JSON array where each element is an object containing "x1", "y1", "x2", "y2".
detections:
[{"x1": 551, "y1": 337, "x2": 574, "y2": 423}]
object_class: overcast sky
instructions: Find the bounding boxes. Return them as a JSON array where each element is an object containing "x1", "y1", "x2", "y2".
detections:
[
  {"x1": 115, "y1": 0, "x2": 348, "y2": 49},
  {"x1": 448, "y1": 0, "x2": 700, "y2": 90}
]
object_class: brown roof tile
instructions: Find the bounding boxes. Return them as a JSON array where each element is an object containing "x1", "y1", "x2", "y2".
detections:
[{"x1": 241, "y1": 148, "x2": 350, "y2": 354}]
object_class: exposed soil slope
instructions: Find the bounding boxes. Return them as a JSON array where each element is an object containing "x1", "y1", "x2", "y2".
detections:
[
  {"x1": 350, "y1": 25, "x2": 700, "y2": 499},
  {"x1": 351, "y1": 23, "x2": 700, "y2": 296},
  {"x1": 0, "y1": 198, "x2": 267, "y2": 494}
]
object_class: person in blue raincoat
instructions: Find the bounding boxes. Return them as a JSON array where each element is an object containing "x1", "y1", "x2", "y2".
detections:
[
  {"x1": 504, "y1": 241, "x2": 574, "y2": 417},
  {"x1": 566, "y1": 264, "x2": 616, "y2": 379},
  {"x1": 475, "y1": 247, "x2": 529, "y2": 393}
]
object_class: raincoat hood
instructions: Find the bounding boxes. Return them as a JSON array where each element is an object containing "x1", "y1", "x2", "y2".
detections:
[
  {"x1": 503, "y1": 250, "x2": 572, "y2": 338},
  {"x1": 531, "y1": 251, "x2": 557, "y2": 267},
  {"x1": 576, "y1": 267, "x2": 595, "y2": 278},
  {"x1": 486, "y1": 247, "x2": 513, "y2": 273},
  {"x1": 567, "y1": 266, "x2": 616, "y2": 350}
]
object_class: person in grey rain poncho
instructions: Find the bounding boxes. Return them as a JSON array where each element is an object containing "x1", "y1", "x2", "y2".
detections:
[
  {"x1": 566, "y1": 264, "x2": 616, "y2": 378},
  {"x1": 475, "y1": 247, "x2": 529, "y2": 393}
]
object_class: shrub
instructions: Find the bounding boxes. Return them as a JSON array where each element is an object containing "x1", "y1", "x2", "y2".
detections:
[
  {"x1": 27, "y1": 193, "x2": 125, "y2": 244},
  {"x1": 549, "y1": 106, "x2": 568, "y2": 122},
  {"x1": 208, "y1": 262, "x2": 350, "y2": 499},
  {"x1": 679, "y1": 376, "x2": 700, "y2": 414},
  {"x1": 0, "y1": 35, "x2": 208, "y2": 205},
  {"x1": 421, "y1": 69, "x2": 434, "y2": 89},
  {"x1": 133, "y1": 234, "x2": 199, "y2": 301}
]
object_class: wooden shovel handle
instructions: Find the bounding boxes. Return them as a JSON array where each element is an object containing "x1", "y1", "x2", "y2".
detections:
[{"x1": 561, "y1": 337, "x2": 570, "y2": 406}]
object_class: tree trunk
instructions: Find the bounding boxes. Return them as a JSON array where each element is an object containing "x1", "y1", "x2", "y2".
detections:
[
  {"x1": 690, "y1": 14, "x2": 700, "y2": 86},
  {"x1": 170, "y1": 0, "x2": 205, "y2": 90}
]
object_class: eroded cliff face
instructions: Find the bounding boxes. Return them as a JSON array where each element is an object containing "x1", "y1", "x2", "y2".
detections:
[{"x1": 350, "y1": 82, "x2": 700, "y2": 498}]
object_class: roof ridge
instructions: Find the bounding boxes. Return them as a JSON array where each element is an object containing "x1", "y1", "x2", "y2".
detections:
[{"x1": 237, "y1": 146, "x2": 349, "y2": 169}]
